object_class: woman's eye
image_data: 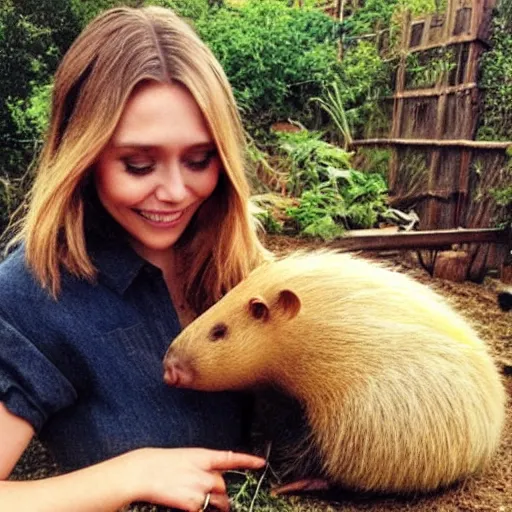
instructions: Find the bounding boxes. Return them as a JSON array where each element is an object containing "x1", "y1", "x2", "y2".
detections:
[
  {"x1": 185, "y1": 150, "x2": 217, "y2": 171},
  {"x1": 122, "y1": 159, "x2": 155, "y2": 175}
]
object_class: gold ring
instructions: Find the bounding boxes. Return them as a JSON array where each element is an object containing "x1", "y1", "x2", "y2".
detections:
[{"x1": 202, "y1": 492, "x2": 211, "y2": 511}]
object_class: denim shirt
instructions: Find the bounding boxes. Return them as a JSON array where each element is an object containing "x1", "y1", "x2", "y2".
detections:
[{"x1": 0, "y1": 241, "x2": 247, "y2": 473}]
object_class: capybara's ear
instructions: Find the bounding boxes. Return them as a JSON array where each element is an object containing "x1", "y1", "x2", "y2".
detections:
[
  {"x1": 276, "y1": 289, "x2": 301, "y2": 319},
  {"x1": 248, "y1": 297, "x2": 270, "y2": 322}
]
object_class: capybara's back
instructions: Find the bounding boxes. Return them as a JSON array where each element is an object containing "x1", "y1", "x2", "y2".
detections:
[{"x1": 164, "y1": 251, "x2": 506, "y2": 493}]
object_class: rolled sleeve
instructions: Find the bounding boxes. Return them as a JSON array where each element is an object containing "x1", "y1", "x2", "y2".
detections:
[{"x1": 0, "y1": 315, "x2": 77, "y2": 432}]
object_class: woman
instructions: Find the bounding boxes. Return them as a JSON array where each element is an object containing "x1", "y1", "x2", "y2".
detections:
[{"x1": 0, "y1": 6, "x2": 267, "y2": 511}]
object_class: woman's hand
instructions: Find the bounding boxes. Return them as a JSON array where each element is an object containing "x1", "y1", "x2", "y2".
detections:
[{"x1": 121, "y1": 447, "x2": 266, "y2": 511}]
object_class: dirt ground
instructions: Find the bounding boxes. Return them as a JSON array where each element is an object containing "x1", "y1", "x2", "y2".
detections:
[
  {"x1": 11, "y1": 234, "x2": 511, "y2": 511},
  {"x1": 262, "y1": 234, "x2": 512, "y2": 512}
]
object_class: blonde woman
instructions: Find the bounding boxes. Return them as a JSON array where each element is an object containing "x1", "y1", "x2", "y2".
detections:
[{"x1": 0, "y1": 6, "x2": 266, "y2": 511}]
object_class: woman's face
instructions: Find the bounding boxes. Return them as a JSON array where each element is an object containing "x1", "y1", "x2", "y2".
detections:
[{"x1": 94, "y1": 81, "x2": 221, "y2": 264}]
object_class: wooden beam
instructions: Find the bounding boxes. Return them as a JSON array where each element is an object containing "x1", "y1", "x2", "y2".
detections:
[
  {"x1": 408, "y1": 34, "x2": 490, "y2": 53},
  {"x1": 351, "y1": 138, "x2": 512, "y2": 150},
  {"x1": 328, "y1": 228, "x2": 510, "y2": 252},
  {"x1": 391, "y1": 83, "x2": 477, "y2": 99}
]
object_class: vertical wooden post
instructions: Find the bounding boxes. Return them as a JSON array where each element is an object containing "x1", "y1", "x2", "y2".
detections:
[
  {"x1": 388, "y1": 10, "x2": 411, "y2": 196},
  {"x1": 426, "y1": 0, "x2": 456, "y2": 229}
]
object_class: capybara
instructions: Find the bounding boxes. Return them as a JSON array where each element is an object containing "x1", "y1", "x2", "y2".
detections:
[{"x1": 164, "y1": 251, "x2": 506, "y2": 494}]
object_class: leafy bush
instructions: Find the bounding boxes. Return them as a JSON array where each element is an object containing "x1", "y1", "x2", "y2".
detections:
[
  {"x1": 489, "y1": 149, "x2": 512, "y2": 228},
  {"x1": 286, "y1": 184, "x2": 346, "y2": 240},
  {"x1": 0, "y1": 0, "x2": 65, "y2": 234},
  {"x1": 196, "y1": 0, "x2": 342, "y2": 129},
  {"x1": 275, "y1": 130, "x2": 353, "y2": 196},
  {"x1": 477, "y1": 3, "x2": 512, "y2": 141},
  {"x1": 353, "y1": 147, "x2": 392, "y2": 179},
  {"x1": 343, "y1": 0, "x2": 447, "y2": 39},
  {"x1": 142, "y1": 0, "x2": 211, "y2": 21},
  {"x1": 8, "y1": 82, "x2": 52, "y2": 137},
  {"x1": 268, "y1": 130, "x2": 389, "y2": 239}
]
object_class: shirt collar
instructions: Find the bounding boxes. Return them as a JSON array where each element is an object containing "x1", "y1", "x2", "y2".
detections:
[
  {"x1": 83, "y1": 190, "x2": 164, "y2": 295},
  {"x1": 90, "y1": 240, "x2": 148, "y2": 295}
]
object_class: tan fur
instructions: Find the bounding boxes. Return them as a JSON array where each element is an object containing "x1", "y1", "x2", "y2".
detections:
[{"x1": 164, "y1": 250, "x2": 506, "y2": 493}]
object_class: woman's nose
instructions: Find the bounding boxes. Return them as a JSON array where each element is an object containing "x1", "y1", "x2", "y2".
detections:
[{"x1": 155, "y1": 164, "x2": 188, "y2": 203}]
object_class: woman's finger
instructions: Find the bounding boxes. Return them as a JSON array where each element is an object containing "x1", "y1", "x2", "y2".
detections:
[{"x1": 202, "y1": 450, "x2": 266, "y2": 471}]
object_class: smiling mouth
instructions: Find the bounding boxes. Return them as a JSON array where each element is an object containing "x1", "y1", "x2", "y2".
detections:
[{"x1": 136, "y1": 209, "x2": 186, "y2": 223}]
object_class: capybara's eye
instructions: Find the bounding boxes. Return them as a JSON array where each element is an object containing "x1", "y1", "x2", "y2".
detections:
[{"x1": 209, "y1": 322, "x2": 228, "y2": 341}]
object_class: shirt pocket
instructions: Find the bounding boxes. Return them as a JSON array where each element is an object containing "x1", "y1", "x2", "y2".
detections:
[{"x1": 98, "y1": 322, "x2": 172, "y2": 387}]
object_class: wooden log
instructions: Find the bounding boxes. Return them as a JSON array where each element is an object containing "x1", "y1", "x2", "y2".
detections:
[
  {"x1": 433, "y1": 250, "x2": 470, "y2": 282},
  {"x1": 270, "y1": 122, "x2": 302, "y2": 133},
  {"x1": 328, "y1": 227, "x2": 508, "y2": 252},
  {"x1": 501, "y1": 264, "x2": 512, "y2": 285}
]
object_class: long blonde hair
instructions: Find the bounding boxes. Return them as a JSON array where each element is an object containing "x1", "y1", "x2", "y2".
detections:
[{"x1": 17, "y1": 6, "x2": 267, "y2": 312}]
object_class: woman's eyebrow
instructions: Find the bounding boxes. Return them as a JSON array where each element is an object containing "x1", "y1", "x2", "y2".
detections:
[
  {"x1": 187, "y1": 142, "x2": 217, "y2": 151},
  {"x1": 110, "y1": 142, "x2": 216, "y2": 151},
  {"x1": 110, "y1": 142, "x2": 153, "y2": 151}
]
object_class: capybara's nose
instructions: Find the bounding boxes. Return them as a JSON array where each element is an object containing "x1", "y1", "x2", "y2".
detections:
[{"x1": 163, "y1": 354, "x2": 194, "y2": 388}]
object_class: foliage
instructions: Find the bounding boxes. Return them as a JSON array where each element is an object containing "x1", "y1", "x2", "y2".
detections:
[
  {"x1": 311, "y1": 81, "x2": 353, "y2": 149},
  {"x1": 343, "y1": 0, "x2": 447, "y2": 40},
  {"x1": 195, "y1": 0, "x2": 342, "y2": 129},
  {"x1": 227, "y1": 470, "x2": 292, "y2": 512},
  {"x1": 8, "y1": 82, "x2": 52, "y2": 137},
  {"x1": 275, "y1": 130, "x2": 353, "y2": 196},
  {"x1": 342, "y1": 0, "x2": 398, "y2": 36},
  {"x1": 270, "y1": 130, "x2": 388, "y2": 239},
  {"x1": 406, "y1": 48, "x2": 456, "y2": 89},
  {"x1": 142, "y1": 0, "x2": 212, "y2": 21},
  {"x1": 337, "y1": 40, "x2": 391, "y2": 138},
  {"x1": 70, "y1": 0, "x2": 141, "y2": 26},
  {"x1": 477, "y1": 3, "x2": 512, "y2": 141},
  {"x1": 0, "y1": 0, "x2": 71, "y2": 233},
  {"x1": 353, "y1": 147, "x2": 392, "y2": 179},
  {"x1": 286, "y1": 184, "x2": 347, "y2": 239},
  {"x1": 0, "y1": 2, "x2": 55, "y2": 141},
  {"x1": 488, "y1": 151, "x2": 512, "y2": 228}
]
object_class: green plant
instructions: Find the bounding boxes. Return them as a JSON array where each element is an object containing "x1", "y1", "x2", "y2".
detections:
[
  {"x1": 286, "y1": 183, "x2": 347, "y2": 239},
  {"x1": 353, "y1": 147, "x2": 392, "y2": 179},
  {"x1": 406, "y1": 48, "x2": 455, "y2": 89},
  {"x1": 226, "y1": 470, "x2": 292, "y2": 512},
  {"x1": 196, "y1": 0, "x2": 342, "y2": 129},
  {"x1": 488, "y1": 153, "x2": 512, "y2": 228},
  {"x1": 310, "y1": 81, "x2": 353, "y2": 149},
  {"x1": 275, "y1": 130, "x2": 353, "y2": 196},
  {"x1": 477, "y1": 4, "x2": 512, "y2": 141},
  {"x1": 142, "y1": 0, "x2": 211, "y2": 21},
  {"x1": 342, "y1": 168, "x2": 388, "y2": 227},
  {"x1": 337, "y1": 40, "x2": 392, "y2": 139},
  {"x1": 269, "y1": 130, "x2": 389, "y2": 238},
  {"x1": 8, "y1": 81, "x2": 52, "y2": 136}
]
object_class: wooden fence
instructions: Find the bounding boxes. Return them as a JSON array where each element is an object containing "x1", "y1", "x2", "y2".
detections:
[{"x1": 350, "y1": 0, "x2": 512, "y2": 280}]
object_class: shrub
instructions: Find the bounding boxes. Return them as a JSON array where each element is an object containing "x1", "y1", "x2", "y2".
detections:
[
  {"x1": 477, "y1": 3, "x2": 512, "y2": 141},
  {"x1": 196, "y1": 0, "x2": 342, "y2": 129},
  {"x1": 265, "y1": 130, "x2": 389, "y2": 239}
]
